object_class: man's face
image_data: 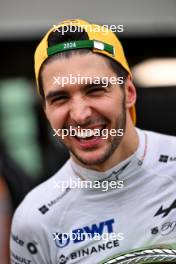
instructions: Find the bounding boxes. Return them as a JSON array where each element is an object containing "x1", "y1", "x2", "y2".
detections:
[{"x1": 42, "y1": 53, "x2": 127, "y2": 167}]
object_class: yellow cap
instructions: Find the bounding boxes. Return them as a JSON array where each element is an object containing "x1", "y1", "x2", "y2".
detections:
[{"x1": 34, "y1": 19, "x2": 136, "y2": 124}]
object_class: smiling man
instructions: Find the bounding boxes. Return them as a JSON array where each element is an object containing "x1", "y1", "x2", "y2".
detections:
[
  {"x1": 43, "y1": 50, "x2": 137, "y2": 170},
  {"x1": 10, "y1": 19, "x2": 176, "y2": 264}
]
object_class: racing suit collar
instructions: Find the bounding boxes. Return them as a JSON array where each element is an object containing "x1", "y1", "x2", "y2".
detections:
[{"x1": 70, "y1": 128, "x2": 147, "y2": 183}]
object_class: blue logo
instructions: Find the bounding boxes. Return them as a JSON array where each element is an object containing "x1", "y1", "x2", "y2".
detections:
[
  {"x1": 53, "y1": 218, "x2": 115, "y2": 248},
  {"x1": 53, "y1": 233, "x2": 70, "y2": 248}
]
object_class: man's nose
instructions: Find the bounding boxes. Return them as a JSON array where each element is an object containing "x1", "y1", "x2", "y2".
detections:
[{"x1": 69, "y1": 97, "x2": 92, "y2": 124}]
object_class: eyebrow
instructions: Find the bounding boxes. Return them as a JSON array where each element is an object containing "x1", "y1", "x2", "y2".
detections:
[
  {"x1": 45, "y1": 90, "x2": 67, "y2": 102},
  {"x1": 45, "y1": 80, "x2": 111, "y2": 102}
]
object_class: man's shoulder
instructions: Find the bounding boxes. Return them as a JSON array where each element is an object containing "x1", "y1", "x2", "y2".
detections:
[
  {"x1": 142, "y1": 129, "x2": 176, "y2": 175},
  {"x1": 12, "y1": 160, "x2": 72, "y2": 228},
  {"x1": 146, "y1": 129, "x2": 176, "y2": 153}
]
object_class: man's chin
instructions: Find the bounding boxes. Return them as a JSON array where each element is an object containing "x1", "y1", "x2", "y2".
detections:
[
  {"x1": 65, "y1": 133, "x2": 123, "y2": 167},
  {"x1": 71, "y1": 147, "x2": 114, "y2": 167},
  {"x1": 72, "y1": 156, "x2": 107, "y2": 166}
]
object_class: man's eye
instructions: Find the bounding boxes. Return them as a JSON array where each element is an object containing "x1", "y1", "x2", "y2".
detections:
[{"x1": 51, "y1": 96, "x2": 68, "y2": 103}]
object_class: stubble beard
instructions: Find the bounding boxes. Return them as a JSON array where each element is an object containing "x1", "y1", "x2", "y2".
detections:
[{"x1": 69, "y1": 96, "x2": 126, "y2": 166}]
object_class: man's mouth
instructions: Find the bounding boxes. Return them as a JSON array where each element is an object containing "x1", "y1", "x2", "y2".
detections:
[
  {"x1": 67, "y1": 124, "x2": 109, "y2": 150},
  {"x1": 74, "y1": 124, "x2": 107, "y2": 140}
]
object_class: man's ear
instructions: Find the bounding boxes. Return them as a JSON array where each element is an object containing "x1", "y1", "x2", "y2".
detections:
[
  {"x1": 41, "y1": 98, "x2": 50, "y2": 123},
  {"x1": 124, "y1": 75, "x2": 137, "y2": 109}
]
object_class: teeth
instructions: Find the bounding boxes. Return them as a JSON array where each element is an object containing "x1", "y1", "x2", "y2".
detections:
[{"x1": 76, "y1": 129, "x2": 99, "y2": 139}]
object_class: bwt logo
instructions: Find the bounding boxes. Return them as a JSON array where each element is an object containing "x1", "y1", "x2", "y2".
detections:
[{"x1": 53, "y1": 218, "x2": 115, "y2": 248}]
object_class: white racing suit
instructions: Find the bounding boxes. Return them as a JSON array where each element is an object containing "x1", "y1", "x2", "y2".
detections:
[{"x1": 10, "y1": 128, "x2": 176, "y2": 263}]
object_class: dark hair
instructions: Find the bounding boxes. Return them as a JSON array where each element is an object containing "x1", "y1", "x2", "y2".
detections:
[{"x1": 38, "y1": 26, "x2": 128, "y2": 99}]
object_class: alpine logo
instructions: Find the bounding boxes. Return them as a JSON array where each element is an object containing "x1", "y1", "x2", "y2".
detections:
[{"x1": 154, "y1": 199, "x2": 176, "y2": 218}]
